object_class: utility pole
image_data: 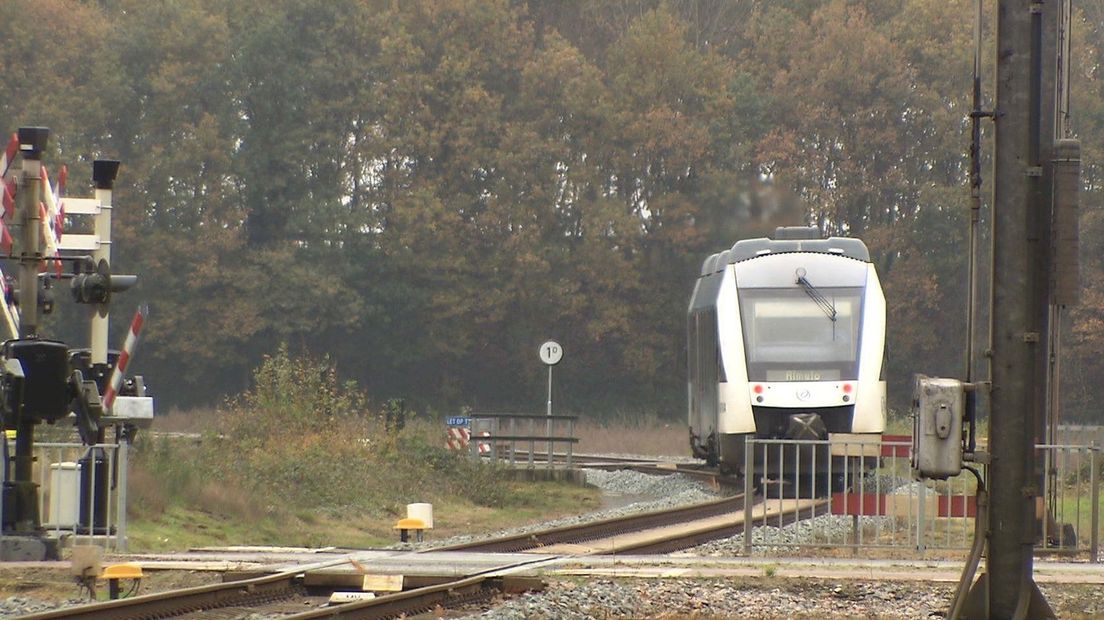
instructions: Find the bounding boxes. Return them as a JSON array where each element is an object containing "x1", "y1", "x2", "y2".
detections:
[{"x1": 965, "y1": 1, "x2": 1055, "y2": 617}]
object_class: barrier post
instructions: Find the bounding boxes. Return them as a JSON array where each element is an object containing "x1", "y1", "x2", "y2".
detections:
[
  {"x1": 1042, "y1": 445, "x2": 1051, "y2": 548},
  {"x1": 507, "y1": 417, "x2": 516, "y2": 466},
  {"x1": 917, "y1": 483, "x2": 927, "y2": 552},
  {"x1": 1091, "y1": 442, "x2": 1099, "y2": 563},
  {"x1": 469, "y1": 421, "x2": 478, "y2": 461},
  {"x1": 527, "y1": 418, "x2": 535, "y2": 468},
  {"x1": 491, "y1": 417, "x2": 499, "y2": 462},
  {"x1": 566, "y1": 417, "x2": 574, "y2": 467},
  {"x1": 851, "y1": 514, "x2": 859, "y2": 556},
  {"x1": 857, "y1": 449, "x2": 865, "y2": 546},
  {"x1": 115, "y1": 438, "x2": 128, "y2": 552},
  {"x1": 743, "y1": 438, "x2": 753, "y2": 555}
]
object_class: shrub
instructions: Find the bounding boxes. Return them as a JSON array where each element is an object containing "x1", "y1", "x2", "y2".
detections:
[
  {"x1": 216, "y1": 344, "x2": 368, "y2": 444},
  {"x1": 132, "y1": 345, "x2": 511, "y2": 526}
]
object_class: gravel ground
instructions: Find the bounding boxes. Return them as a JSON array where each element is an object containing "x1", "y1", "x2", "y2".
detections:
[
  {"x1": 692, "y1": 513, "x2": 899, "y2": 556},
  {"x1": 0, "y1": 596, "x2": 84, "y2": 618},
  {"x1": 461, "y1": 577, "x2": 1104, "y2": 619}
]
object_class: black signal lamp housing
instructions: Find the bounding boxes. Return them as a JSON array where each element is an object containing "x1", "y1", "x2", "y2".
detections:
[
  {"x1": 17, "y1": 127, "x2": 49, "y2": 160},
  {"x1": 92, "y1": 160, "x2": 120, "y2": 190}
]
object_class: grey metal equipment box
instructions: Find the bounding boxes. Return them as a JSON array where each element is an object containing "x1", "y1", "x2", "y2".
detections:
[{"x1": 911, "y1": 376, "x2": 965, "y2": 480}]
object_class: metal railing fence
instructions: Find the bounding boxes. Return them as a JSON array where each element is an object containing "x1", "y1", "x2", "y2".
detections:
[
  {"x1": 1039, "y1": 442, "x2": 1099, "y2": 561},
  {"x1": 2, "y1": 440, "x2": 128, "y2": 552},
  {"x1": 741, "y1": 436, "x2": 1099, "y2": 561},
  {"x1": 467, "y1": 413, "x2": 578, "y2": 468}
]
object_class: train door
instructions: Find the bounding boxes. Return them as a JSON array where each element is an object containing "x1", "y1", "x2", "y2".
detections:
[{"x1": 697, "y1": 307, "x2": 719, "y2": 461}]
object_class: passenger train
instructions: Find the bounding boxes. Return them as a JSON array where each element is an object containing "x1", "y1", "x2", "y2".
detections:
[{"x1": 687, "y1": 226, "x2": 886, "y2": 488}]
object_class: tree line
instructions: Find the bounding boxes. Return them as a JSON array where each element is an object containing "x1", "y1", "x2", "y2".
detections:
[{"x1": 0, "y1": 0, "x2": 1100, "y2": 420}]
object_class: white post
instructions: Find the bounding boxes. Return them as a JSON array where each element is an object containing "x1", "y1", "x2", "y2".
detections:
[
  {"x1": 546, "y1": 365, "x2": 553, "y2": 418},
  {"x1": 538, "y1": 341, "x2": 563, "y2": 465},
  {"x1": 91, "y1": 175, "x2": 113, "y2": 365},
  {"x1": 546, "y1": 365, "x2": 553, "y2": 461}
]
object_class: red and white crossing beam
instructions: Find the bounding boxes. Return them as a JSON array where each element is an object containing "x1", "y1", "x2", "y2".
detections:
[
  {"x1": 1, "y1": 133, "x2": 18, "y2": 251},
  {"x1": 103, "y1": 304, "x2": 148, "y2": 412}
]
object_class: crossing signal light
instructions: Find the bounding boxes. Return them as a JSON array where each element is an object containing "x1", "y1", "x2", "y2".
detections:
[{"x1": 71, "y1": 258, "x2": 136, "y2": 314}]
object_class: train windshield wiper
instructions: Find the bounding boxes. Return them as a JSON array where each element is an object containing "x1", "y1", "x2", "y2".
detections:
[{"x1": 796, "y1": 270, "x2": 837, "y2": 322}]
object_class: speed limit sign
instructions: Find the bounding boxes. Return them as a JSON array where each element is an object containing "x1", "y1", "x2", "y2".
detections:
[{"x1": 539, "y1": 340, "x2": 563, "y2": 365}]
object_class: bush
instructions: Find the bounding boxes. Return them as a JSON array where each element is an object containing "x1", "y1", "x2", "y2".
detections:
[
  {"x1": 131, "y1": 345, "x2": 510, "y2": 525},
  {"x1": 217, "y1": 343, "x2": 369, "y2": 444}
]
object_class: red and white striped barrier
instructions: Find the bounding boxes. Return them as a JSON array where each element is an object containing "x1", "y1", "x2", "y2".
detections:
[
  {"x1": 40, "y1": 166, "x2": 65, "y2": 245},
  {"x1": 0, "y1": 140, "x2": 70, "y2": 259},
  {"x1": 446, "y1": 426, "x2": 470, "y2": 451},
  {"x1": 0, "y1": 266, "x2": 16, "y2": 339},
  {"x1": 0, "y1": 133, "x2": 16, "y2": 178},
  {"x1": 446, "y1": 428, "x2": 494, "y2": 455},
  {"x1": 38, "y1": 167, "x2": 63, "y2": 274},
  {"x1": 1, "y1": 133, "x2": 20, "y2": 252},
  {"x1": 103, "y1": 305, "x2": 147, "y2": 412}
]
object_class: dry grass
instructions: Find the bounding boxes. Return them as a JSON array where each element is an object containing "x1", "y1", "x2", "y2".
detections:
[
  {"x1": 149, "y1": 407, "x2": 221, "y2": 433},
  {"x1": 127, "y1": 466, "x2": 169, "y2": 517},
  {"x1": 150, "y1": 407, "x2": 693, "y2": 456},
  {"x1": 573, "y1": 418, "x2": 690, "y2": 457}
]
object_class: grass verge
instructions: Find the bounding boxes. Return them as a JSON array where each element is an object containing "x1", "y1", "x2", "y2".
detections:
[{"x1": 126, "y1": 346, "x2": 601, "y2": 552}]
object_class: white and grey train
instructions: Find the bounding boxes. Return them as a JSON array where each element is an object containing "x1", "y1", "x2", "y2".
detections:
[{"x1": 687, "y1": 226, "x2": 886, "y2": 484}]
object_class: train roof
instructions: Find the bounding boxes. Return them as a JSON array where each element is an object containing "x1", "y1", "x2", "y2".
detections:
[
  {"x1": 695, "y1": 227, "x2": 871, "y2": 280},
  {"x1": 700, "y1": 253, "x2": 720, "y2": 276},
  {"x1": 728, "y1": 236, "x2": 870, "y2": 262},
  {"x1": 726, "y1": 227, "x2": 869, "y2": 264}
]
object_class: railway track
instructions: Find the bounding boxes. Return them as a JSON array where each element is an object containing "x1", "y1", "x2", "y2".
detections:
[
  {"x1": 513, "y1": 449, "x2": 695, "y2": 467},
  {"x1": 14, "y1": 563, "x2": 537, "y2": 620},
  {"x1": 496, "y1": 449, "x2": 733, "y2": 487},
  {"x1": 17, "y1": 492, "x2": 825, "y2": 620},
  {"x1": 430, "y1": 493, "x2": 751, "y2": 554},
  {"x1": 16, "y1": 566, "x2": 310, "y2": 620}
]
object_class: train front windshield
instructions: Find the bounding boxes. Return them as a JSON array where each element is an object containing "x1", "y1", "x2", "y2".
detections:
[{"x1": 739, "y1": 287, "x2": 864, "y2": 381}]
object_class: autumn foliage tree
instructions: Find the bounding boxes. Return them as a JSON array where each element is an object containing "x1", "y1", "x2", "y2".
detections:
[{"x1": 0, "y1": 0, "x2": 1100, "y2": 420}]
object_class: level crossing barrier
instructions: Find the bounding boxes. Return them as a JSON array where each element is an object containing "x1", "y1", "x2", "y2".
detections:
[
  {"x1": 446, "y1": 426, "x2": 470, "y2": 451},
  {"x1": 741, "y1": 435, "x2": 1099, "y2": 561},
  {"x1": 1, "y1": 439, "x2": 129, "y2": 553},
  {"x1": 460, "y1": 413, "x2": 578, "y2": 468}
]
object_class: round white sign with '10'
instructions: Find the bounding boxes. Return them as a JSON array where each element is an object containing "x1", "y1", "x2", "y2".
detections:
[{"x1": 539, "y1": 340, "x2": 563, "y2": 365}]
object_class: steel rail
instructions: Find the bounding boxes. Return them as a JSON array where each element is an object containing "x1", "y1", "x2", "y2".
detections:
[
  {"x1": 506, "y1": 449, "x2": 686, "y2": 466},
  {"x1": 14, "y1": 567, "x2": 534, "y2": 620},
  {"x1": 588, "y1": 462, "x2": 733, "y2": 488},
  {"x1": 428, "y1": 494, "x2": 747, "y2": 553},
  {"x1": 277, "y1": 574, "x2": 522, "y2": 620},
  {"x1": 618, "y1": 499, "x2": 826, "y2": 555},
  {"x1": 20, "y1": 495, "x2": 822, "y2": 620},
  {"x1": 273, "y1": 495, "x2": 822, "y2": 620},
  {"x1": 14, "y1": 574, "x2": 509, "y2": 620},
  {"x1": 15, "y1": 559, "x2": 356, "y2": 620},
  {"x1": 494, "y1": 449, "x2": 727, "y2": 487}
]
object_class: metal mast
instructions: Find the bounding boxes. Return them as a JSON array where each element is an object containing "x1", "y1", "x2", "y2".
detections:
[
  {"x1": 16, "y1": 127, "x2": 47, "y2": 338},
  {"x1": 970, "y1": 1, "x2": 1055, "y2": 617}
]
